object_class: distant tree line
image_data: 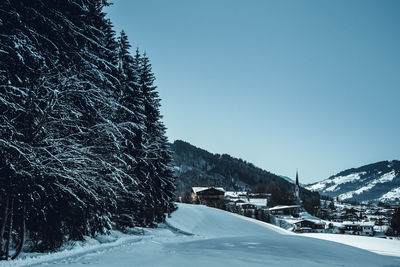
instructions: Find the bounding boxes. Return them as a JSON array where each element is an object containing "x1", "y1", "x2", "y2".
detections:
[
  {"x1": 387, "y1": 208, "x2": 400, "y2": 236},
  {"x1": 0, "y1": 0, "x2": 175, "y2": 259}
]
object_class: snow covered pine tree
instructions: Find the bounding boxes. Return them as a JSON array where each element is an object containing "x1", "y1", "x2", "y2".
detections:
[
  {"x1": 0, "y1": 0, "x2": 175, "y2": 258},
  {"x1": 138, "y1": 53, "x2": 176, "y2": 225}
]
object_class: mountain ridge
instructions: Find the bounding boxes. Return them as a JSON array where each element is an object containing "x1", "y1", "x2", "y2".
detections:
[
  {"x1": 170, "y1": 140, "x2": 320, "y2": 210},
  {"x1": 306, "y1": 160, "x2": 400, "y2": 203}
]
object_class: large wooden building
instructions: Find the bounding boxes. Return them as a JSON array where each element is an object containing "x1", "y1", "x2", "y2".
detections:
[
  {"x1": 293, "y1": 219, "x2": 326, "y2": 233},
  {"x1": 191, "y1": 187, "x2": 225, "y2": 206}
]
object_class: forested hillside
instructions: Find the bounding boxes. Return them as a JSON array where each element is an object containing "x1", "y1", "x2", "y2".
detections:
[
  {"x1": 0, "y1": 0, "x2": 175, "y2": 258},
  {"x1": 171, "y1": 140, "x2": 320, "y2": 210}
]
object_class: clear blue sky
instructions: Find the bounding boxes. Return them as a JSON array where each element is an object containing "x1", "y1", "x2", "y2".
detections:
[{"x1": 106, "y1": 0, "x2": 400, "y2": 184}]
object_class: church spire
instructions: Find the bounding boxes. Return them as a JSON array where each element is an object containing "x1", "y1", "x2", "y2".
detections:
[{"x1": 294, "y1": 169, "x2": 300, "y2": 204}]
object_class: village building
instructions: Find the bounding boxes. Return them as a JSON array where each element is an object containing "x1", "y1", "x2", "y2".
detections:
[
  {"x1": 224, "y1": 191, "x2": 248, "y2": 201},
  {"x1": 342, "y1": 221, "x2": 375, "y2": 236},
  {"x1": 224, "y1": 191, "x2": 269, "y2": 211},
  {"x1": 268, "y1": 205, "x2": 302, "y2": 216},
  {"x1": 293, "y1": 219, "x2": 326, "y2": 233},
  {"x1": 191, "y1": 187, "x2": 225, "y2": 206},
  {"x1": 247, "y1": 198, "x2": 268, "y2": 209}
]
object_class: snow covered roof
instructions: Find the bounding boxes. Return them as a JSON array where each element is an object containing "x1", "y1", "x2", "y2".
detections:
[
  {"x1": 269, "y1": 205, "x2": 301, "y2": 211},
  {"x1": 247, "y1": 198, "x2": 268, "y2": 206},
  {"x1": 192, "y1": 187, "x2": 225, "y2": 194},
  {"x1": 224, "y1": 191, "x2": 247, "y2": 198},
  {"x1": 342, "y1": 221, "x2": 375, "y2": 227},
  {"x1": 293, "y1": 219, "x2": 326, "y2": 225}
]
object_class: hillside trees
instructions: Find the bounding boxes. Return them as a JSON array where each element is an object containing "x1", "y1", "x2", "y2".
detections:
[
  {"x1": 0, "y1": 0, "x2": 175, "y2": 257},
  {"x1": 388, "y1": 208, "x2": 400, "y2": 236}
]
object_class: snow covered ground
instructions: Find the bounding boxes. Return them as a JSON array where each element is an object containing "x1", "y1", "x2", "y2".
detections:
[
  {"x1": 1, "y1": 203, "x2": 399, "y2": 267},
  {"x1": 302, "y1": 233, "x2": 400, "y2": 257}
]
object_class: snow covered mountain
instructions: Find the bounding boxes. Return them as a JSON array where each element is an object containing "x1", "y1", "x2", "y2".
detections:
[{"x1": 306, "y1": 160, "x2": 400, "y2": 203}]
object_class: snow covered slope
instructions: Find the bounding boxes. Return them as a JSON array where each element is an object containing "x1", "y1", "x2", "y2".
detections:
[
  {"x1": 306, "y1": 160, "x2": 400, "y2": 203},
  {"x1": 10, "y1": 203, "x2": 399, "y2": 267}
]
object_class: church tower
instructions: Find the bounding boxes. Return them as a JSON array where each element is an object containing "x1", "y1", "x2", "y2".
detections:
[{"x1": 295, "y1": 170, "x2": 300, "y2": 204}]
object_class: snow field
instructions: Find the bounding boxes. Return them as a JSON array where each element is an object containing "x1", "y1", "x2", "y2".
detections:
[
  {"x1": 302, "y1": 232, "x2": 400, "y2": 257},
  {"x1": 2, "y1": 203, "x2": 399, "y2": 267}
]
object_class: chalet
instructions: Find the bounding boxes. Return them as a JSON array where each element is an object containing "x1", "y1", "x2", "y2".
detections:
[
  {"x1": 225, "y1": 191, "x2": 269, "y2": 210},
  {"x1": 293, "y1": 219, "x2": 326, "y2": 233},
  {"x1": 342, "y1": 221, "x2": 375, "y2": 236},
  {"x1": 191, "y1": 187, "x2": 225, "y2": 206},
  {"x1": 268, "y1": 205, "x2": 301, "y2": 216}
]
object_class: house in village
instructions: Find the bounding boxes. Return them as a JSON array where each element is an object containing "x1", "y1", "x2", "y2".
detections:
[
  {"x1": 247, "y1": 193, "x2": 271, "y2": 209},
  {"x1": 342, "y1": 221, "x2": 375, "y2": 236},
  {"x1": 224, "y1": 191, "x2": 248, "y2": 201},
  {"x1": 247, "y1": 198, "x2": 269, "y2": 210},
  {"x1": 224, "y1": 191, "x2": 269, "y2": 214},
  {"x1": 293, "y1": 219, "x2": 326, "y2": 233},
  {"x1": 191, "y1": 187, "x2": 225, "y2": 207},
  {"x1": 269, "y1": 205, "x2": 302, "y2": 216}
]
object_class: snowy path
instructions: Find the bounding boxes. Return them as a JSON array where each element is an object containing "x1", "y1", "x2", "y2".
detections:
[{"x1": 2, "y1": 203, "x2": 400, "y2": 267}]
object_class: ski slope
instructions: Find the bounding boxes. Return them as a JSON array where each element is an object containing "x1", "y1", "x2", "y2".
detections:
[{"x1": 3, "y1": 203, "x2": 400, "y2": 267}]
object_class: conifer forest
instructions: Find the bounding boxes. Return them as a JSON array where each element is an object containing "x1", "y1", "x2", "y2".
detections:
[{"x1": 0, "y1": 0, "x2": 175, "y2": 259}]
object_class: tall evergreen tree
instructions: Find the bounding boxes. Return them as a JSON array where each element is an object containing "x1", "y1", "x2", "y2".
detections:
[
  {"x1": 138, "y1": 53, "x2": 176, "y2": 224},
  {"x1": 113, "y1": 31, "x2": 146, "y2": 228}
]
